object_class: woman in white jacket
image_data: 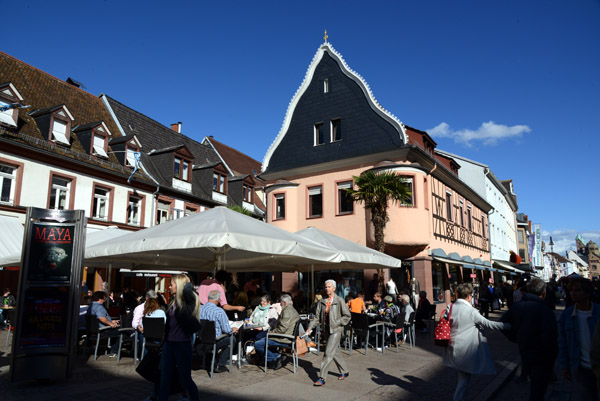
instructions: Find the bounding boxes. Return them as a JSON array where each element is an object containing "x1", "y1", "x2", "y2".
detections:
[{"x1": 443, "y1": 283, "x2": 510, "y2": 401}]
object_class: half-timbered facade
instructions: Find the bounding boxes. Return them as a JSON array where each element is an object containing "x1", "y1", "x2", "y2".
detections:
[{"x1": 261, "y1": 42, "x2": 493, "y2": 308}]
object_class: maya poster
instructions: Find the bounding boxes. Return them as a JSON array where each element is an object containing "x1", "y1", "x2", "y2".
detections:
[
  {"x1": 27, "y1": 222, "x2": 75, "y2": 283},
  {"x1": 19, "y1": 286, "x2": 70, "y2": 349}
]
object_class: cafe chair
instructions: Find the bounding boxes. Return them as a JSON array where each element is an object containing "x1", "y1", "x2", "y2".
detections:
[
  {"x1": 264, "y1": 319, "x2": 301, "y2": 374},
  {"x1": 196, "y1": 319, "x2": 233, "y2": 379},
  {"x1": 84, "y1": 313, "x2": 118, "y2": 360},
  {"x1": 116, "y1": 313, "x2": 136, "y2": 364},
  {"x1": 140, "y1": 317, "x2": 165, "y2": 360},
  {"x1": 378, "y1": 315, "x2": 403, "y2": 354},
  {"x1": 348, "y1": 312, "x2": 380, "y2": 355},
  {"x1": 403, "y1": 311, "x2": 416, "y2": 350}
]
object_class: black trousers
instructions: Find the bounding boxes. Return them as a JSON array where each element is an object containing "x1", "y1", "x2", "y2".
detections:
[{"x1": 527, "y1": 361, "x2": 554, "y2": 401}]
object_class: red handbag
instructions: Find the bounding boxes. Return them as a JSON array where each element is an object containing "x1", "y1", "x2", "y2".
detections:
[{"x1": 434, "y1": 304, "x2": 453, "y2": 347}]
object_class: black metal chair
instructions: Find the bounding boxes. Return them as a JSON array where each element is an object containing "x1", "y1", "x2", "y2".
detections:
[
  {"x1": 196, "y1": 319, "x2": 233, "y2": 379},
  {"x1": 403, "y1": 311, "x2": 416, "y2": 350},
  {"x1": 140, "y1": 316, "x2": 165, "y2": 359},
  {"x1": 349, "y1": 312, "x2": 381, "y2": 355},
  {"x1": 84, "y1": 313, "x2": 119, "y2": 360},
  {"x1": 116, "y1": 313, "x2": 136, "y2": 364},
  {"x1": 264, "y1": 319, "x2": 301, "y2": 374},
  {"x1": 378, "y1": 314, "x2": 403, "y2": 354}
]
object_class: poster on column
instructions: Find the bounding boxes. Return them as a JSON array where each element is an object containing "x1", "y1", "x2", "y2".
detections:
[
  {"x1": 19, "y1": 286, "x2": 70, "y2": 349},
  {"x1": 27, "y1": 222, "x2": 75, "y2": 283}
]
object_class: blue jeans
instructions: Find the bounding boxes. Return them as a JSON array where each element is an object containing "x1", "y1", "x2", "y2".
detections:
[
  {"x1": 254, "y1": 337, "x2": 288, "y2": 362},
  {"x1": 158, "y1": 341, "x2": 198, "y2": 401}
]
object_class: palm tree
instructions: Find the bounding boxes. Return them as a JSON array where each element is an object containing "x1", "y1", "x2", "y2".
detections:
[{"x1": 348, "y1": 170, "x2": 412, "y2": 293}]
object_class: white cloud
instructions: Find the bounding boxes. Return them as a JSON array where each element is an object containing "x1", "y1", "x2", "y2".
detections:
[
  {"x1": 541, "y1": 229, "x2": 600, "y2": 255},
  {"x1": 427, "y1": 121, "x2": 531, "y2": 146}
]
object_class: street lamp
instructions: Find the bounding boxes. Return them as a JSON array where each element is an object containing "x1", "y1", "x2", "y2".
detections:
[{"x1": 549, "y1": 236, "x2": 556, "y2": 279}]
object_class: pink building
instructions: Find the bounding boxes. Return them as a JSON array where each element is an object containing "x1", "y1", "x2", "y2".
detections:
[{"x1": 260, "y1": 42, "x2": 493, "y2": 311}]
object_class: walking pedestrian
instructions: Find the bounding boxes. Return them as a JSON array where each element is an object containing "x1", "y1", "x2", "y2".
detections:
[
  {"x1": 501, "y1": 278, "x2": 558, "y2": 401},
  {"x1": 157, "y1": 274, "x2": 201, "y2": 401},
  {"x1": 478, "y1": 283, "x2": 491, "y2": 318},
  {"x1": 306, "y1": 279, "x2": 351, "y2": 386},
  {"x1": 443, "y1": 283, "x2": 510, "y2": 401},
  {"x1": 558, "y1": 276, "x2": 600, "y2": 401}
]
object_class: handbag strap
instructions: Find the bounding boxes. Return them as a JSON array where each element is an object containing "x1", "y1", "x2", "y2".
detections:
[{"x1": 447, "y1": 303, "x2": 453, "y2": 320}]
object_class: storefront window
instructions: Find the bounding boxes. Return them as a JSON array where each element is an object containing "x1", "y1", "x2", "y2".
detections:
[
  {"x1": 298, "y1": 270, "x2": 364, "y2": 312},
  {"x1": 432, "y1": 262, "x2": 444, "y2": 303}
]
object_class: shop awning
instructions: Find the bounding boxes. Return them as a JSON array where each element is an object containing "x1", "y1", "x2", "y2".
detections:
[
  {"x1": 430, "y1": 248, "x2": 490, "y2": 271},
  {"x1": 119, "y1": 269, "x2": 185, "y2": 277},
  {"x1": 493, "y1": 260, "x2": 522, "y2": 273}
]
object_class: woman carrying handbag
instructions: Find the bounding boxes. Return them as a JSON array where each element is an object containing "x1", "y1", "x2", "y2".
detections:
[{"x1": 443, "y1": 283, "x2": 510, "y2": 401}]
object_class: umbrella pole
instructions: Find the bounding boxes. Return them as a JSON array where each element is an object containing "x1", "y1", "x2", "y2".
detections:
[
  {"x1": 107, "y1": 262, "x2": 112, "y2": 307},
  {"x1": 311, "y1": 264, "x2": 315, "y2": 302}
]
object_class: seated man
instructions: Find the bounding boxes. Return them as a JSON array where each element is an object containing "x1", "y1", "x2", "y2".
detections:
[
  {"x1": 399, "y1": 294, "x2": 414, "y2": 324},
  {"x1": 349, "y1": 292, "x2": 366, "y2": 314},
  {"x1": 199, "y1": 290, "x2": 239, "y2": 373},
  {"x1": 372, "y1": 292, "x2": 386, "y2": 313},
  {"x1": 254, "y1": 294, "x2": 299, "y2": 370},
  {"x1": 89, "y1": 291, "x2": 121, "y2": 357}
]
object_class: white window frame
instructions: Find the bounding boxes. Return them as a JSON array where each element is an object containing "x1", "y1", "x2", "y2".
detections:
[
  {"x1": 400, "y1": 177, "x2": 414, "y2": 207},
  {"x1": 459, "y1": 200, "x2": 464, "y2": 227},
  {"x1": 308, "y1": 186, "x2": 323, "y2": 218},
  {"x1": 330, "y1": 119, "x2": 341, "y2": 142},
  {"x1": 314, "y1": 122, "x2": 324, "y2": 146},
  {"x1": 93, "y1": 187, "x2": 109, "y2": 221},
  {"x1": 51, "y1": 119, "x2": 70, "y2": 145},
  {"x1": 50, "y1": 177, "x2": 71, "y2": 210},
  {"x1": 126, "y1": 147, "x2": 138, "y2": 167},
  {"x1": 128, "y1": 196, "x2": 141, "y2": 226},
  {"x1": 92, "y1": 133, "x2": 108, "y2": 157},
  {"x1": 0, "y1": 164, "x2": 16, "y2": 205},
  {"x1": 467, "y1": 205, "x2": 472, "y2": 231},
  {"x1": 0, "y1": 97, "x2": 17, "y2": 127},
  {"x1": 156, "y1": 201, "x2": 171, "y2": 225},
  {"x1": 446, "y1": 191, "x2": 453, "y2": 222},
  {"x1": 337, "y1": 181, "x2": 353, "y2": 215},
  {"x1": 274, "y1": 193, "x2": 285, "y2": 220},
  {"x1": 323, "y1": 79, "x2": 329, "y2": 93}
]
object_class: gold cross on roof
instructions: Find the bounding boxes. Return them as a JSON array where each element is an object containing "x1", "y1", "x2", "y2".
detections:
[{"x1": 324, "y1": 30, "x2": 328, "y2": 43}]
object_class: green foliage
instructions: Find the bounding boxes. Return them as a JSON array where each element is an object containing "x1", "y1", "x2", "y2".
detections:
[{"x1": 228, "y1": 205, "x2": 252, "y2": 216}]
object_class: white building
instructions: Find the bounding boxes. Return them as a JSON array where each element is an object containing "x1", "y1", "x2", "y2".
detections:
[
  {"x1": 436, "y1": 151, "x2": 519, "y2": 273},
  {"x1": 568, "y1": 250, "x2": 589, "y2": 278}
]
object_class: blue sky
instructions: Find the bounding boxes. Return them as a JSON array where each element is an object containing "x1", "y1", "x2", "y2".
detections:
[{"x1": 4, "y1": 0, "x2": 599, "y2": 253}]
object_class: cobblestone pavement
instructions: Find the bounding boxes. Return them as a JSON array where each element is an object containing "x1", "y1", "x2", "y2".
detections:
[{"x1": 0, "y1": 308, "x2": 549, "y2": 401}]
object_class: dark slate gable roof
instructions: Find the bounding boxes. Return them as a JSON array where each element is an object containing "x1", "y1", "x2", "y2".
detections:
[
  {"x1": 263, "y1": 47, "x2": 406, "y2": 176},
  {"x1": 104, "y1": 95, "x2": 220, "y2": 167},
  {"x1": 109, "y1": 134, "x2": 135, "y2": 146}
]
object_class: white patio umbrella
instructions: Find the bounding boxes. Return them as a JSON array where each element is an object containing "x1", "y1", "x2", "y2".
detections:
[
  {"x1": 0, "y1": 215, "x2": 24, "y2": 267},
  {"x1": 85, "y1": 207, "x2": 342, "y2": 272},
  {"x1": 295, "y1": 227, "x2": 402, "y2": 298}
]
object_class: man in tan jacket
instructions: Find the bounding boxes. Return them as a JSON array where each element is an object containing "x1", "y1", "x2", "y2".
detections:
[
  {"x1": 254, "y1": 294, "x2": 299, "y2": 370},
  {"x1": 307, "y1": 279, "x2": 351, "y2": 386}
]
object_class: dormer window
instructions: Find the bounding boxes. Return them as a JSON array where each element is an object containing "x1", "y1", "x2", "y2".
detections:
[
  {"x1": 126, "y1": 143, "x2": 139, "y2": 168},
  {"x1": 49, "y1": 106, "x2": 74, "y2": 146},
  {"x1": 243, "y1": 184, "x2": 253, "y2": 203},
  {"x1": 174, "y1": 156, "x2": 190, "y2": 181},
  {"x1": 213, "y1": 172, "x2": 227, "y2": 194},
  {"x1": 92, "y1": 133, "x2": 108, "y2": 157},
  {"x1": 0, "y1": 83, "x2": 23, "y2": 128}
]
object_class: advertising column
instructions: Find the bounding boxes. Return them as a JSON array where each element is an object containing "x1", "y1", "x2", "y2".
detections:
[{"x1": 10, "y1": 207, "x2": 86, "y2": 381}]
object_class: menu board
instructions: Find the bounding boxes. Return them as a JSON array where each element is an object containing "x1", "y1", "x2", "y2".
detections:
[
  {"x1": 27, "y1": 223, "x2": 75, "y2": 283},
  {"x1": 19, "y1": 286, "x2": 70, "y2": 349}
]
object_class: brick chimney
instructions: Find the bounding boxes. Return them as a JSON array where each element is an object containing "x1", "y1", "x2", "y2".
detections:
[{"x1": 170, "y1": 122, "x2": 182, "y2": 133}]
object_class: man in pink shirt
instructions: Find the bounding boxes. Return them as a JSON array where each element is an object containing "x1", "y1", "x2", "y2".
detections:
[{"x1": 197, "y1": 271, "x2": 245, "y2": 313}]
